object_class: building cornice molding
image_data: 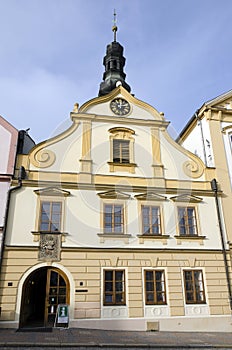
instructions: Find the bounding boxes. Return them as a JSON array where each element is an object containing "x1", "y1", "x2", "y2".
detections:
[
  {"x1": 13, "y1": 177, "x2": 217, "y2": 196},
  {"x1": 71, "y1": 112, "x2": 169, "y2": 128},
  {"x1": 4, "y1": 245, "x2": 228, "y2": 254}
]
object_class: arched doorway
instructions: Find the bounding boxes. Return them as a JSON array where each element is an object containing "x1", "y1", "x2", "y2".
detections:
[{"x1": 19, "y1": 267, "x2": 69, "y2": 328}]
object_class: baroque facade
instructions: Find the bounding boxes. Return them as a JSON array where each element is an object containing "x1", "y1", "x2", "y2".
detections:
[{"x1": 0, "y1": 28, "x2": 231, "y2": 332}]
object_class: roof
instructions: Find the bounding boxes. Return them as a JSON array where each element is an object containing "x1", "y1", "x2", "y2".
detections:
[{"x1": 177, "y1": 89, "x2": 232, "y2": 142}]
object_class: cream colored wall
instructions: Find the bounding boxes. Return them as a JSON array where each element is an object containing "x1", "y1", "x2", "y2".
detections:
[
  {"x1": 160, "y1": 131, "x2": 205, "y2": 181},
  {"x1": 91, "y1": 122, "x2": 154, "y2": 177},
  {"x1": 29, "y1": 122, "x2": 82, "y2": 173},
  {"x1": 27, "y1": 119, "x2": 206, "y2": 184},
  {"x1": 0, "y1": 248, "x2": 230, "y2": 330},
  {"x1": 5, "y1": 188, "x2": 37, "y2": 246},
  {"x1": 5, "y1": 184, "x2": 224, "y2": 251}
]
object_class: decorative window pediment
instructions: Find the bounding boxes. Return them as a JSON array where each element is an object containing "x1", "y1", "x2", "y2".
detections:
[
  {"x1": 34, "y1": 187, "x2": 70, "y2": 197},
  {"x1": 97, "y1": 190, "x2": 131, "y2": 200},
  {"x1": 170, "y1": 194, "x2": 203, "y2": 203},
  {"x1": 135, "y1": 192, "x2": 167, "y2": 201},
  {"x1": 108, "y1": 127, "x2": 135, "y2": 136}
]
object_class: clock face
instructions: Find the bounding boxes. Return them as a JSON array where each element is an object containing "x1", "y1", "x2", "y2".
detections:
[{"x1": 110, "y1": 98, "x2": 131, "y2": 116}]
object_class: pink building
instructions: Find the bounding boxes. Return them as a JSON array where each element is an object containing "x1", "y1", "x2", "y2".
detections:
[{"x1": 0, "y1": 116, "x2": 18, "y2": 249}]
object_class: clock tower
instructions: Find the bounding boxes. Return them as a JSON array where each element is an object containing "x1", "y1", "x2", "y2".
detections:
[{"x1": 98, "y1": 17, "x2": 131, "y2": 96}]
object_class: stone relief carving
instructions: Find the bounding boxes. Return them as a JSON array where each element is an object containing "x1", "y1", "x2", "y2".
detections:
[{"x1": 39, "y1": 234, "x2": 61, "y2": 261}]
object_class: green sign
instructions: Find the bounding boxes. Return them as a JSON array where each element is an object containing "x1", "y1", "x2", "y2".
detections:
[{"x1": 56, "y1": 304, "x2": 69, "y2": 326}]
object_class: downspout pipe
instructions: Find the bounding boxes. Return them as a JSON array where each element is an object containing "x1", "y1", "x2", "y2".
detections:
[
  {"x1": 211, "y1": 178, "x2": 232, "y2": 310},
  {"x1": 0, "y1": 166, "x2": 25, "y2": 277}
]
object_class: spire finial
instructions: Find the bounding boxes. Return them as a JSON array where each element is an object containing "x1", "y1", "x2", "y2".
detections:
[
  {"x1": 112, "y1": 9, "x2": 118, "y2": 42},
  {"x1": 98, "y1": 9, "x2": 131, "y2": 96}
]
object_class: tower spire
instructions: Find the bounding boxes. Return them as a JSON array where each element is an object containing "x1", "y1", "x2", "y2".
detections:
[
  {"x1": 98, "y1": 10, "x2": 131, "y2": 97},
  {"x1": 112, "y1": 9, "x2": 117, "y2": 42}
]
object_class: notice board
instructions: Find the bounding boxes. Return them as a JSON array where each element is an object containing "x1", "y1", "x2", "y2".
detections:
[{"x1": 55, "y1": 304, "x2": 69, "y2": 328}]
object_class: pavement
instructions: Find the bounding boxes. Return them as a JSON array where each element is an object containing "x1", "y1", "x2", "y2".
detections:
[{"x1": 0, "y1": 327, "x2": 232, "y2": 349}]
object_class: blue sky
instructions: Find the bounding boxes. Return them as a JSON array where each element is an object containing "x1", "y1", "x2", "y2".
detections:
[{"x1": 0, "y1": 0, "x2": 232, "y2": 142}]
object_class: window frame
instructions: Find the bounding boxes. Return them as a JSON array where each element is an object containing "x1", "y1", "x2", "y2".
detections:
[
  {"x1": 141, "y1": 205, "x2": 162, "y2": 235},
  {"x1": 183, "y1": 269, "x2": 206, "y2": 304},
  {"x1": 108, "y1": 127, "x2": 136, "y2": 173},
  {"x1": 34, "y1": 193, "x2": 67, "y2": 234},
  {"x1": 177, "y1": 206, "x2": 198, "y2": 236},
  {"x1": 39, "y1": 200, "x2": 62, "y2": 233},
  {"x1": 103, "y1": 203, "x2": 124, "y2": 234},
  {"x1": 113, "y1": 139, "x2": 130, "y2": 164},
  {"x1": 144, "y1": 269, "x2": 167, "y2": 305},
  {"x1": 103, "y1": 269, "x2": 126, "y2": 306}
]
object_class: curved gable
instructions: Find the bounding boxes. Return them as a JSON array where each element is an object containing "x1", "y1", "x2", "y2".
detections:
[{"x1": 78, "y1": 86, "x2": 164, "y2": 122}]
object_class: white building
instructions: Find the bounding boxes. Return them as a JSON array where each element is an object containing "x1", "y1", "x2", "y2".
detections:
[{"x1": 0, "y1": 27, "x2": 231, "y2": 332}]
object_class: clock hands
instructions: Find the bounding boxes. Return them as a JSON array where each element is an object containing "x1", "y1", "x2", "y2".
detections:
[{"x1": 110, "y1": 98, "x2": 130, "y2": 116}]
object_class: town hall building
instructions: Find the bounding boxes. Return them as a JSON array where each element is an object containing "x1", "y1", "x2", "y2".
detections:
[{"x1": 0, "y1": 24, "x2": 231, "y2": 332}]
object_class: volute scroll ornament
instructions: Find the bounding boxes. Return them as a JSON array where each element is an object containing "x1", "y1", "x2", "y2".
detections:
[
  {"x1": 31, "y1": 148, "x2": 56, "y2": 168},
  {"x1": 183, "y1": 158, "x2": 204, "y2": 178}
]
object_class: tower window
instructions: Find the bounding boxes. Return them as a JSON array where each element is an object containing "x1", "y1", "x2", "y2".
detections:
[
  {"x1": 108, "y1": 127, "x2": 136, "y2": 173},
  {"x1": 113, "y1": 139, "x2": 130, "y2": 164}
]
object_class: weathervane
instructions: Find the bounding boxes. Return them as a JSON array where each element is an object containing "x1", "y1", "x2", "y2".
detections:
[{"x1": 112, "y1": 9, "x2": 118, "y2": 42}]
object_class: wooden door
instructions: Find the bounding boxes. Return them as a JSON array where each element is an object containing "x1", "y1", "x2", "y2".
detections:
[{"x1": 45, "y1": 269, "x2": 69, "y2": 326}]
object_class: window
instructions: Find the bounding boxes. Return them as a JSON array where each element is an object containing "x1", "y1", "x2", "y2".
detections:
[
  {"x1": 178, "y1": 207, "x2": 197, "y2": 236},
  {"x1": 108, "y1": 127, "x2": 136, "y2": 173},
  {"x1": 184, "y1": 270, "x2": 206, "y2": 304},
  {"x1": 144, "y1": 270, "x2": 166, "y2": 305},
  {"x1": 113, "y1": 139, "x2": 130, "y2": 164},
  {"x1": 104, "y1": 270, "x2": 126, "y2": 305},
  {"x1": 104, "y1": 204, "x2": 123, "y2": 233},
  {"x1": 39, "y1": 201, "x2": 62, "y2": 232},
  {"x1": 142, "y1": 205, "x2": 161, "y2": 235}
]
